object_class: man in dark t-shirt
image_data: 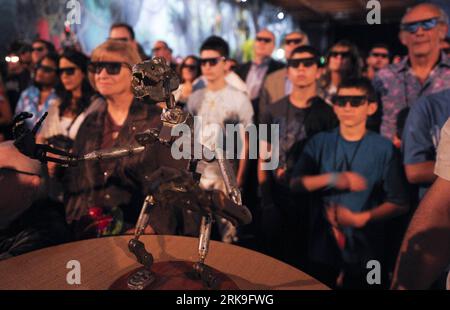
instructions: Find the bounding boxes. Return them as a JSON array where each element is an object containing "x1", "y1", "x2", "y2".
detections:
[
  {"x1": 290, "y1": 78, "x2": 409, "y2": 289},
  {"x1": 258, "y1": 46, "x2": 337, "y2": 266}
]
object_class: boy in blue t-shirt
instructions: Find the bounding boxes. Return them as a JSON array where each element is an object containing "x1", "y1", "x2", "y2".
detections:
[{"x1": 290, "y1": 78, "x2": 409, "y2": 289}]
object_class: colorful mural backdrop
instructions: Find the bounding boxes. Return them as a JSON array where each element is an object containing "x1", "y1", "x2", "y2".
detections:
[{"x1": 0, "y1": 0, "x2": 297, "y2": 60}]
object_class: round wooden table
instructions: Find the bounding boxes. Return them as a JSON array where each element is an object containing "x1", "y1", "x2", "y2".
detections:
[{"x1": 0, "y1": 235, "x2": 328, "y2": 290}]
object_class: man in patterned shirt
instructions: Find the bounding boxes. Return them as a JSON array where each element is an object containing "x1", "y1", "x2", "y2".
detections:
[
  {"x1": 15, "y1": 53, "x2": 59, "y2": 130},
  {"x1": 373, "y1": 3, "x2": 450, "y2": 141}
]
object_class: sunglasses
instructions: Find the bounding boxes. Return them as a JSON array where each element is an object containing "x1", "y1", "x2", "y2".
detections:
[
  {"x1": 256, "y1": 36, "x2": 273, "y2": 43},
  {"x1": 443, "y1": 47, "x2": 450, "y2": 54},
  {"x1": 58, "y1": 67, "x2": 77, "y2": 76},
  {"x1": 333, "y1": 95, "x2": 368, "y2": 107},
  {"x1": 200, "y1": 57, "x2": 225, "y2": 67},
  {"x1": 285, "y1": 38, "x2": 303, "y2": 45},
  {"x1": 370, "y1": 52, "x2": 389, "y2": 58},
  {"x1": 400, "y1": 17, "x2": 442, "y2": 33},
  {"x1": 182, "y1": 64, "x2": 198, "y2": 71},
  {"x1": 287, "y1": 57, "x2": 317, "y2": 68},
  {"x1": 37, "y1": 64, "x2": 57, "y2": 73},
  {"x1": 88, "y1": 61, "x2": 132, "y2": 75},
  {"x1": 32, "y1": 46, "x2": 45, "y2": 53},
  {"x1": 329, "y1": 51, "x2": 351, "y2": 58},
  {"x1": 108, "y1": 37, "x2": 130, "y2": 42}
]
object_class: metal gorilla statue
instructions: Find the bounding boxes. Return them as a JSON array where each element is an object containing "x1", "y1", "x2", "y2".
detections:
[{"x1": 12, "y1": 57, "x2": 252, "y2": 290}]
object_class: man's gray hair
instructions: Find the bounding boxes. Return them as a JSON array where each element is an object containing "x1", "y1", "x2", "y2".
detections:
[{"x1": 401, "y1": 4, "x2": 449, "y2": 25}]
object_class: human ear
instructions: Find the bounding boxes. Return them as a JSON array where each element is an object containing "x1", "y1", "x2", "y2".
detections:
[{"x1": 367, "y1": 102, "x2": 378, "y2": 116}]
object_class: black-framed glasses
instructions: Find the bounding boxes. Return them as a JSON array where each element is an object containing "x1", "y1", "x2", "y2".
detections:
[
  {"x1": 152, "y1": 47, "x2": 163, "y2": 53},
  {"x1": 400, "y1": 17, "x2": 442, "y2": 33},
  {"x1": 88, "y1": 61, "x2": 132, "y2": 75},
  {"x1": 329, "y1": 51, "x2": 351, "y2": 58},
  {"x1": 256, "y1": 36, "x2": 273, "y2": 43},
  {"x1": 200, "y1": 57, "x2": 226, "y2": 67},
  {"x1": 370, "y1": 52, "x2": 389, "y2": 58},
  {"x1": 181, "y1": 64, "x2": 198, "y2": 71},
  {"x1": 287, "y1": 57, "x2": 317, "y2": 68},
  {"x1": 285, "y1": 38, "x2": 303, "y2": 45},
  {"x1": 58, "y1": 67, "x2": 77, "y2": 76},
  {"x1": 108, "y1": 37, "x2": 130, "y2": 42},
  {"x1": 36, "y1": 64, "x2": 57, "y2": 74},
  {"x1": 333, "y1": 95, "x2": 368, "y2": 107},
  {"x1": 32, "y1": 46, "x2": 45, "y2": 53}
]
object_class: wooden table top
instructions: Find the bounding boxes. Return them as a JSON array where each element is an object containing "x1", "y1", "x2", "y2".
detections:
[{"x1": 0, "y1": 235, "x2": 328, "y2": 290}]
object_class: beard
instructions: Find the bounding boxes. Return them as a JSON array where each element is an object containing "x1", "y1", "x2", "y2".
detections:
[{"x1": 34, "y1": 80, "x2": 53, "y2": 90}]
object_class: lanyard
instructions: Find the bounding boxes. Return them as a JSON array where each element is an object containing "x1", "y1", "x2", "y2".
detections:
[{"x1": 333, "y1": 131, "x2": 365, "y2": 173}]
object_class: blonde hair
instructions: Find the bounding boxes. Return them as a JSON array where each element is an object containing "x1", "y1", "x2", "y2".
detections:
[{"x1": 89, "y1": 39, "x2": 142, "y2": 90}]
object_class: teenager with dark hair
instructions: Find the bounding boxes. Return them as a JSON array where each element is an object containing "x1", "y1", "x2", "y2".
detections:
[
  {"x1": 258, "y1": 45, "x2": 338, "y2": 266},
  {"x1": 291, "y1": 78, "x2": 409, "y2": 289},
  {"x1": 187, "y1": 35, "x2": 254, "y2": 243}
]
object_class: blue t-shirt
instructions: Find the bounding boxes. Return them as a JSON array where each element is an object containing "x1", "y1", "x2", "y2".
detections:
[
  {"x1": 292, "y1": 128, "x2": 408, "y2": 266},
  {"x1": 403, "y1": 88, "x2": 450, "y2": 197}
]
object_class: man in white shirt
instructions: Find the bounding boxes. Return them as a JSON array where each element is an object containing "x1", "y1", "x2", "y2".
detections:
[{"x1": 187, "y1": 36, "x2": 254, "y2": 243}]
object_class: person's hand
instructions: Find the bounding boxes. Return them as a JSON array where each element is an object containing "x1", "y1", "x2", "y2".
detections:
[
  {"x1": 275, "y1": 167, "x2": 287, "y2": 182},
  {"x1": 325, "y1": 202, "x2": 347, "y2": 250},
  {"x1": 334, "y1": 172, "x2": 367, "y2": 192},
  {"x1": 326, "y1": 202, "x2": 370, "y2": 229}
]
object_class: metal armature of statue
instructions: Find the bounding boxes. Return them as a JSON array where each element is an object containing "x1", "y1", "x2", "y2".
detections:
[{"x1": 12, "y1": 57, "x2": 252, "y2": 290}]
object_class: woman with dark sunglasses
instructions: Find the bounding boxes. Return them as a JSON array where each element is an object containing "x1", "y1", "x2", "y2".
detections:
[
  {"x1": 319, "y1": 41, "x2": 363, "y2": 105},
  {"x1": 39, "y1": 49, "x2": 99, "y2": 145},
  {"x1": 177, "y1": 55, "x2": 201, "y2": 105},
  {"x1": 63, "y1": 40, "x2": 201, "y2": 240}
]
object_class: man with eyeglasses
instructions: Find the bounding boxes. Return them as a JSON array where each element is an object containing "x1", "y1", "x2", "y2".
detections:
[
  {"x1": 365, "y1": 44, "x2": 390, "y2": 81},
  {"x1": 258, "y1": 31, "x2": 310, "y2": 122},
  {"x1": 31, "y1": 39, "x2": 55, "y2": 67},
  {"x1": 237, "y1": 29, "x2": 284, "y2": 105},
  {"x1": 373, "y1": 3, "x2": 450, "y2": 142},
  {"x1": 15, "y1": 53, "x2": 59, "y2": 130},
  {"x1": 109, "y1": 23, "x2": 148, "y2": 61},
  {"x1": 258, "y1": 45, "x2": 337, "y2": 266},
  {"x1": 290, "y1": 78, "x2": 409, "y2": 289},
  {"x1": 151, "y1": 40, "x2": 177, "y2": 71},
  {"x1": 187, "y1": 36, "x2": 254, "y2": 243}
]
